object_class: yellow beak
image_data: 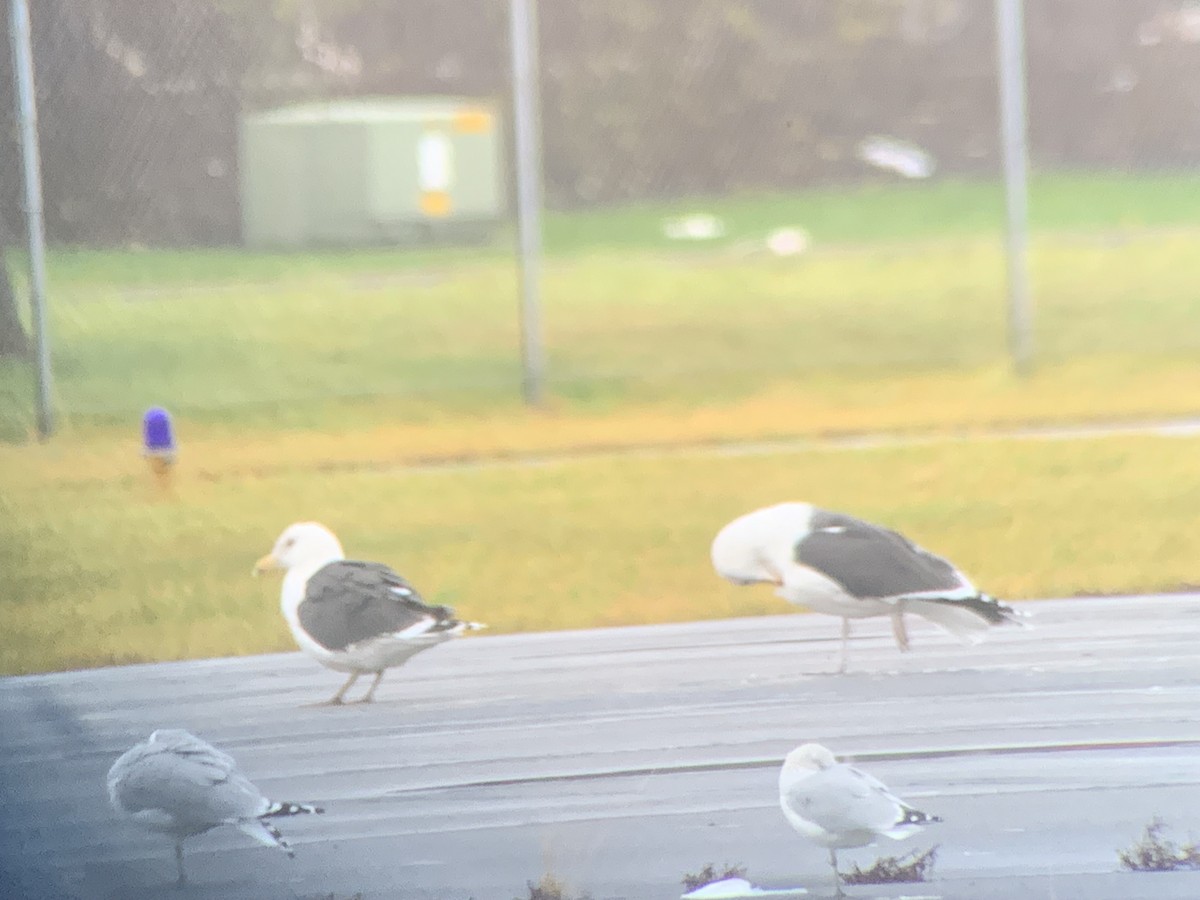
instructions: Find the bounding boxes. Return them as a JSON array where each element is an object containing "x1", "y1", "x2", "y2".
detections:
[{"x1": 252, "y1": 553, "x2": 280, "y2": 576}]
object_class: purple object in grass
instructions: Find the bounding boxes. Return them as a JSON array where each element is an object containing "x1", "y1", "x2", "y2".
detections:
[{"x1": 142, "y1": 407, "x2": 176, "y2": 456}]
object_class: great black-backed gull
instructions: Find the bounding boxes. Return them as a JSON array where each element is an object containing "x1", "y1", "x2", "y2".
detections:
[
  {"x1": 254, "y1": 521, "x2": 486, "y2": 704},
  {"x1": 779, "y1": 743, "x2": 940, "y2": 898},
  {"x1": 106, "y1": 729, "x2": 322, "y2": 886},
  {"x1": 712, "y1": 502, "x2": 1020, "y2": 671}
]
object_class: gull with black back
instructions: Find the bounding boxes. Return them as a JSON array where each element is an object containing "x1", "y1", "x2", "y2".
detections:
[
  {"x1": 712, "y1": 502, "x2": 1020, "y2": 672},
  {"x1": 255, "y1": 521, "x2": 485, "y2": 704}
]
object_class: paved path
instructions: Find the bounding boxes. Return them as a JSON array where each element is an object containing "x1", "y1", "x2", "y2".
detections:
[
  {"x1": 3, "y1": 595, "x2": 1199, "y2": 900},
  {"x1": 383, "y1": 416, "x2": 1200, "y2": 475}
]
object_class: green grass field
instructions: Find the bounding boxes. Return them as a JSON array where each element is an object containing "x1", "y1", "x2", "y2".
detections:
[
  {"x1": 3, "y1": 171, "x2": 1200, "y2": 435},
  {"x1": 3, "y1": 432, "x2": 1199, "y2": 675},
  {"x1": 2, "y1": 170, "x2": 1200, "y2": 674}
]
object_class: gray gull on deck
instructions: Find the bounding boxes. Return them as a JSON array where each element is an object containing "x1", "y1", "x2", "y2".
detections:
[
  {"x1": 779, "y1": 743, "x2": 940, "y2": 898},
  {"x1": 254, "y1": 521, "x2": 486, "y2": 704},
  {"x1": 106, "y1": 729, "x2": 322, "y2": 886},
  {"x1": 712, "y1": 502, "x2": 1020, "y2": 671}
]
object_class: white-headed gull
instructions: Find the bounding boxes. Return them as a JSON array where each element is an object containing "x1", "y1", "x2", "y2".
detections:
[
  {"x1": 712, "y1": 502, "x2": 1020, "y2": 671},
  {"x1": 107, "y1": 729, "x2": 322, "y2": 885},
  {"x1": 255, "y1": 521, "x2": 485, "y2": 704},
  {"x1": 779, "y1": 743, "x2": 940, "y2": 897}
]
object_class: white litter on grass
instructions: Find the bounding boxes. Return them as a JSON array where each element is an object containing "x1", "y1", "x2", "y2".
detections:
[
  {"x1": 857, "y1": 136, "x2": 936, "y2": 179},
  {"x1": 765, "y1": 227, "x2": 811, "y2": 257},
  {"x1": 662, "y1": 213, "x2": 726, "y2": 241},
  {"x1": 681, "y1": 877, "x2": 808, "y2": 899}
]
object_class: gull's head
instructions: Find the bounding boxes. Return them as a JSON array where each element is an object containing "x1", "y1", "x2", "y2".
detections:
[
  {"x1": 711, "y1": 510, "x2": 786, "y2": 587},
  {"x1": 782, "y1": 743, "x2": 838, "y2": 774},
  {"x1": 254, "y1": 521, "x2": 345, "y2": 576},
  {"x1": 712, "y1": 503, "x2": 816, "y2": 587}
]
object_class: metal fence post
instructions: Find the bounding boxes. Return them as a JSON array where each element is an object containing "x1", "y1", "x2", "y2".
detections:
[
  {"x1": 9, "y1": 0, "x2": 53, "y2": 436},
  {"x1": 995, "y1": 0, "x2": 1033, "y2": 376},
  {"x1": 509, "y1": 0, "x2": 545, "y2": 406}
]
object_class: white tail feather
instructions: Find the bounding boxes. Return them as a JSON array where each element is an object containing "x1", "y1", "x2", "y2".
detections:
[
  {"x1": 236, "y1": 819, "x2": 292, "y2": 855},
  {"x1": 904, "y1": 599, "x2": 996, "y2": 643}
]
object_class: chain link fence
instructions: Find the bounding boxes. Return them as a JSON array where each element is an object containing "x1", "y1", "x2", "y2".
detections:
[{"x1": 2, "y1": 0, "x2": 1199, "y2": 424}]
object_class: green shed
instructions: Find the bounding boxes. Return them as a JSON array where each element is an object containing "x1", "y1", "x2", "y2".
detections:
[{"x1": 238, "y1": 97, "x2": 504, "y2": 248}]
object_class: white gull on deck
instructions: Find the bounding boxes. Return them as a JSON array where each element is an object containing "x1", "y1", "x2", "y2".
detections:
[
  {"x1": 712, "y1": 502, "x2": 1021, "y2": 671},
  {"x1": 778, "y1": 743, "x2": 940, "y2": 898},
  {"x1": 106, "y1": 729, "x2": 322, "y2": 886},
  {"x1": 254, "y1": 521, "x2": 486, "y2": 705}
]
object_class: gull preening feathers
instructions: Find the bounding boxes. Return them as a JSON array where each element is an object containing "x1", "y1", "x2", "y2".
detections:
[
  {"x1": 255, "y1": 521, "x2": 486, "y2": 705},
  {"x1": 106, "y1": 729, "x2": 323, "y2": 886},
  {"x1": 779, "y1": 743, "x2": 940, "y2": 897},
  {"x1": 712, "y1": 502, "x2": 1020, "y2": 671}
]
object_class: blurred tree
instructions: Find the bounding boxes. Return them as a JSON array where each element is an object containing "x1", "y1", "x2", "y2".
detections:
[
  {"x1": 0, "y1": 0, "x2": 246, "y2": 246},
  {"x1": 1, "y1": 0, "x2": 1197, "y2": 244},
  {"x1": 0, "y1": 267, "x2": 26, "y2": 360},
  {"x1": 0, "y1": 263, "x2": 27, "y2": 360},
  {"x1": 0, "y1": 211, "x2": 28, "y2": 359}
]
